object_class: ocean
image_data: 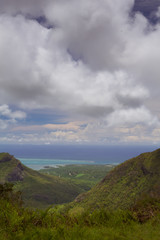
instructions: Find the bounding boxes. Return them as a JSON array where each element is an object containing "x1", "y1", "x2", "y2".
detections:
[{"x1": 0, "y1": 144, "x2": 158, "y2": 170}]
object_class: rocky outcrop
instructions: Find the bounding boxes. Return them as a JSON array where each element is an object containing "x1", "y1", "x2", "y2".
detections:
[
  {"x1": 0, "y1": 153, "x2": 13, "y2": 163},
  {"x1": 7, "y1": 162, "x2": 24, "y2": 182}
]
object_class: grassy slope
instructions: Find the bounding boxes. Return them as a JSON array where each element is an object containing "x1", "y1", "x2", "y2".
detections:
[
  {"x1": 39, "y1": 164, "x2": 114, "y2": 191},
  {"x1": 71, "y1": 148, "x2": 160, "y2": 211},
  {"x1": 0, "y1": 153, "x2": 84, "y2": 209},
  {"x1": 1, "y1": 149, "x2": 160, "y2": 239},
  {"x1": 1, "y1": 193, "x2": 160, "y2": 240},
  {"x1": 15, "y1": 167, "x2": 84, "y2": 209}
]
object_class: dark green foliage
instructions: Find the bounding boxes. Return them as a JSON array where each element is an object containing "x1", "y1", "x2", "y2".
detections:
[
  {"x1": 1, "y1": 148, "x2": 160, "y2": 239},
  {"x1": 0, "y1": 193, "x2": 160, "y2": 240},
  {"x1": 0, "y1": 182, "x2": 22, "y2": 206},
  {"x1": 40, "y1": 164, "x2": 114, "y2": 191},
  {"x1": 0, "y1": 153, "x2": 85, "y2": 208},
  {"x1": 72, "y1": 148, "x2": 160, "y2": 211},
  {"x1": 132, "y1": 196, "x2": 160, "y2": 223}
]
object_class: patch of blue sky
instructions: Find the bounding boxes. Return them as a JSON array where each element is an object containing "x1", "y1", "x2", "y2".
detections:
[{"x1": 25, "y1": 109, "x2": 67, "y2": 125}]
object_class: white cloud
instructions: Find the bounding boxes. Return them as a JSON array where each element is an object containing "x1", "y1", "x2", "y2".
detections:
[
  {"x1": 156, "y1": 6, "x2": 160, "y2": 18},
  {"x1": 0, "y1": 0, "x2": 160, "y2": 143},
  {"x1": 0, "y1": 104, "x2": 26, "y2": 129},
  {"x1": 0, "y1": 104, "x2": 26, "y2": 119},
  {"x1": 107, "y1": 107, "x2": 159, "y2": 127}
]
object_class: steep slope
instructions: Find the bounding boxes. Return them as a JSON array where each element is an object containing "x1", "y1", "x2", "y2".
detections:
[
  {"x1": 73, "y1": 148, "x2": 160, "y2": 210},
  {"x1": 0, "y1": 153, "x2": 83, "y2": 208}
]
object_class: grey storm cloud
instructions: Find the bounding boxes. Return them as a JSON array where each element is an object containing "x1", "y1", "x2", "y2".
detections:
[
  {"x1": 77, "y1": 106, "x2": 114, "y2": 118},
  {"x1": 0, "y1": 0, "x2": 160, "y2": 128},
  {"x1": 0, "y1": 0, "x2": 49, "y2": 16}
]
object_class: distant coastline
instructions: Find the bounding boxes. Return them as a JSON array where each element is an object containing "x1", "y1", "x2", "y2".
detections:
[
  {"x1": 0, "y1": 144, "x2": 158, "y2": 170},
  {"x1": 18, "y1": 158, "x2": 97, "y2": 170}
]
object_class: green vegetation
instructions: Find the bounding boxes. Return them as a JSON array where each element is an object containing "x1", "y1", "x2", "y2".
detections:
[
  {"x1": 0, "y1": 184, "x2": 160, "y2": 240},
  {"x1": 0, "y1": 153, "x2": 85, "y2": 208},
  {"x1": 39, "y1": 164, "x2": 114, "y2": 191},
  {"x1": 1, "y1": 148, "x2": 160, "y2": 239},
  {"x1": 70, "y1": 148, "x2": 160, "y2": 211}
]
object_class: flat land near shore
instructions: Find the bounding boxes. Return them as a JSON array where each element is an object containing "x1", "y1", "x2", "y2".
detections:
[{"x1": 39, "y1": 164, "x2": 115, "y2": 191}]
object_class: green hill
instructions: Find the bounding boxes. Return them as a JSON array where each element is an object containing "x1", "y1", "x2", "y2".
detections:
[
  {"x1": 72, "y1": 148, "x2": 160, "y2": 211},
  {"x1": 1, "y1": 182, "x2": 160, "y2": 240},
  {"x1": 0, "y1": 153, "x2": 83, "y2": 208},
  {"x1": 40, "y1": 164, "x2": 114, "y2": 191},
  {"x1": 1, "y1": 150, "x2": 160, "y2": 239}
]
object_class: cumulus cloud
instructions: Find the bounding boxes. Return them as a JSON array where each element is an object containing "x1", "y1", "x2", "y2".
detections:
[
  {"x1": 0, "y1": 0, "x2": 50, "y2": 16},
  {"x1": 0, "y1": 104, "x2": 26, "y2": 119},
  {"x1": 0, "y1": 0, "x2": 160, "y2": 143},
  {"x1": 107, "y1": 107, "x2": 159, "y2": 127},
  {"x1": 44, "y1": 0, "x2": 133, "y2": 71},
  {"x1": 0, "y1": 104, "x2": 26, "y2": 129}
]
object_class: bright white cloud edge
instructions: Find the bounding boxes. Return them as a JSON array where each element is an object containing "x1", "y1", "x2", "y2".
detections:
[{"x1": 0, "y1": 0, "x2": 160, "y2": 144}]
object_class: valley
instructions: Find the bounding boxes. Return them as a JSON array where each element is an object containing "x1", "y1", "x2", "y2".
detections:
[{"x1": 1, "y1": 148, "x2": 160, "y2": 239}]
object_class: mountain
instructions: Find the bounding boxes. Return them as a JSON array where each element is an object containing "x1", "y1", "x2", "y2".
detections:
[
  {"x1": 0, "y1": 153, "x2": 83, "y2": 208},
  {"x1": 73, "y1": 148, "x2": 160, "y2": 210}
]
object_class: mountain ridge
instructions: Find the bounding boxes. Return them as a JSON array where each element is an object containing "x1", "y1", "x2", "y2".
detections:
[
  {"x1": 0, "y1": 152, "x2": 84, "y2": 208},
  {"x1": 72, "y1": 148, "x2": 160, "y2": 210}
]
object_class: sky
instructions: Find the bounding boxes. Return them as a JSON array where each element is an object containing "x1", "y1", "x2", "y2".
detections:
[{"x1": 0, "y1": 0, "x2": 160, "y2": 145}]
